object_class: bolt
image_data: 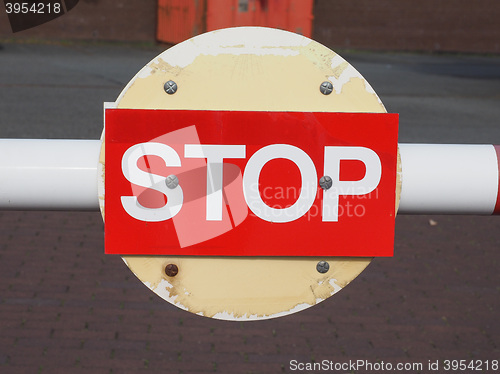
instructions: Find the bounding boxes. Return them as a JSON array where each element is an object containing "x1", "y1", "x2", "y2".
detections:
[
  {"x1": 319, "y1": 175, "x2": 332, "y2": 190},
  {"x1": 165, "y1": 174, "x2": 179, "y2": 189},
  {"x1": 164, "y1": 80, "x2": 178, "y2": 94},
  {"x1": 316, "y1": 261, "x2": 330, "y2": 274},
  {"x1": 165, "y1": 264, "x2": 179, "y2": 277},
  {"x1": 320, "y1": 81, "x2": 333, "y2": 95}
]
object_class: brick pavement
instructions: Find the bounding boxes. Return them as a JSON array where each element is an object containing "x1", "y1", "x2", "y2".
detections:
[{"x1": 0, "y1": 211, "x2": 499, "y2": 373}]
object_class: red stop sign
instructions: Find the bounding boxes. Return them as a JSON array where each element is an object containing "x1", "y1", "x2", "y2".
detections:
[{"x1": 105, "y1": 109, "x2": 398, "y2": 257}]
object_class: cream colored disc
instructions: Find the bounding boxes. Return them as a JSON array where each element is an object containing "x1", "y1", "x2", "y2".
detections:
[{"x1": 98, "y1": 27, "x2": 400, "y2": 320}]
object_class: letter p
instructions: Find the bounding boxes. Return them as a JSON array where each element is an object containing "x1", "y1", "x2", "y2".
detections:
[{"x1": 322, "y1": 146, "x2": 381, "y2": 222}]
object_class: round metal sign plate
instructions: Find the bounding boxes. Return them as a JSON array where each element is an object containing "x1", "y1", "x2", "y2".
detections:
[{"x1": 98, "y1": 27, "x2": 400, "y2": 320}]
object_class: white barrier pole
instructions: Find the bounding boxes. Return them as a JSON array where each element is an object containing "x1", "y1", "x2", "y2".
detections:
[
  {"x1": 0, "y1": 139, "x2": 101, "y2": 210},
  {"x1": 0, "y1": 140, "x2": 499, "y2": 214},
  {"x1": 398, "y1": 144, "x2": 500, "y2": 215}
]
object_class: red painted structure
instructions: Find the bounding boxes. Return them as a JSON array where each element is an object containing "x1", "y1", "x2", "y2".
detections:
[
  {"x1": 157, "y1": 0, "x2": 313, "y2": 44},
  {"x1": 156, "y1": 0, "x2": 206, "y2": 44}
]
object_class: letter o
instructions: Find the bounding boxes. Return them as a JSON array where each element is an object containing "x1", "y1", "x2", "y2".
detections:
[{"x1": 242, "y1": 144, "x2": 317, "y2": 223}]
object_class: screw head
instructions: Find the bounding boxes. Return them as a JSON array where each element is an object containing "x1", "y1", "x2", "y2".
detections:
[
  {"x1": 319, "y1": 175, "x2": 333, "y2": 190},
  {"x1": 316, "y1": 261, "x2": 330, "y2": 274},
  {"x1": 165, "y1": 264, "x2": 179, "y2": 277},
  {"x1": 164, "y1": 80, "x2": 178, "y2": 94},
  {"x1": 165, "y1": 174, "x2": 179, "y2": 189},
  {"x1": 320, "y1": 81, "x2": 333, "y2": 95}
]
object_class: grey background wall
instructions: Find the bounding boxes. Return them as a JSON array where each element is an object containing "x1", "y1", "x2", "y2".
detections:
[
  {"x1": 0, "y1": 0, "x2": 158, "y2": 43},
  {"x1": 313, "y1": 0, "x2": 500, "y2": 54},
  {"x1": 1, "y1": 0, "x2": 499, "y2": 53}
]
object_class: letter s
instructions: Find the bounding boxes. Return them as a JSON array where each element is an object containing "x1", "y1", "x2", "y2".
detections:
[{"x1": 121, "y1": 142, "x2": 183, "y2": 222}]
